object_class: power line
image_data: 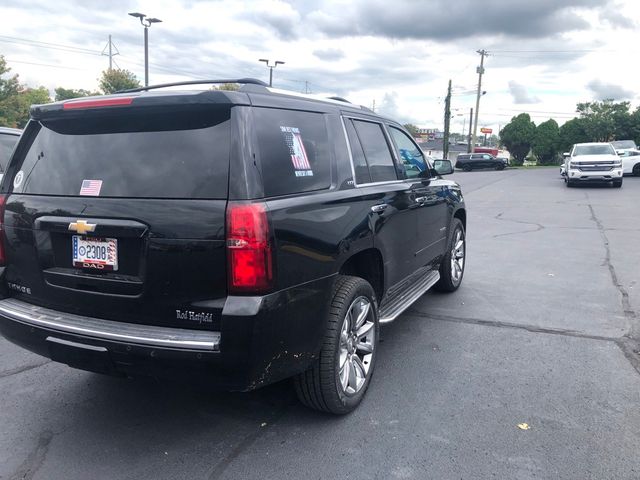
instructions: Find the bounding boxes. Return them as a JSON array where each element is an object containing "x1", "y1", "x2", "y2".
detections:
[
  {"x1": 0, "y1": 35, "x2": 102, "y2": 56},
  {"x1": 6, "y1": 58, "x2": 89, "y2": 71},
  {"x1": 491, "y1": 49, "x2": 616, "y2": 53}
]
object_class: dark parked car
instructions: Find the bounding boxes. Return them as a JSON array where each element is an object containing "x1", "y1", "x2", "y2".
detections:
[
  {"x1": 455, "y1": 153, "x2": 506, "y2": 171},
  {"x1": 0, "y1": 79, "x2": 466, "y2": 414},
  {"x1": 0, "y1": 127, "x2": 21, "y2": 179}
]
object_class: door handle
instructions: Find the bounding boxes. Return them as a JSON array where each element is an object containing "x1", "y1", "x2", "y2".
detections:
[
  {"x1": 414, "y1": 196, "x2": 428, "y2": 204},
  {"x1": 370, "y1": 204, "x2": 387, "y2": 213}
]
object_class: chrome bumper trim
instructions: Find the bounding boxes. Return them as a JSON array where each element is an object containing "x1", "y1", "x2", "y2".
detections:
[{"x1": 0, "y1": 298, "x2": 220, "y2": 351}]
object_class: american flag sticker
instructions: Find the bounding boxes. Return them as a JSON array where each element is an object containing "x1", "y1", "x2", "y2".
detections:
[
  {"x1": 79, "y1": 179, "x2": 103, "y2": 196},
  {"x1": 280, "y1": 126, "x2": 313, "y2": 175}
]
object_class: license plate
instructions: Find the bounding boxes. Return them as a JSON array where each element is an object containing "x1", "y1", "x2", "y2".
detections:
[{"x1": 72, "y1": 236, "x2": 118, "y2": 271}]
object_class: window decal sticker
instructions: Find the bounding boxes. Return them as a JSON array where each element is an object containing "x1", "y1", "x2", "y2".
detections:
[
  {"x1": 13, "y1": 170, "x2": 24, "y2": 189},
  {"x1": 79, "y1": 179, "x2": 103, "y2": 196},
  {"x1": 280, "y1": 126, "x2": 313, "y2": 177}
]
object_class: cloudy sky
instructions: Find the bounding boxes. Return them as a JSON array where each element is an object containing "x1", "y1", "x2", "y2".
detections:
[{"x1": 1, "y1": 0, "x2": 638, "y2": 133}]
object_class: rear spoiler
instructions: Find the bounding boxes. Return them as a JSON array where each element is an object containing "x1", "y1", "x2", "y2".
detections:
[{"x1": 30, "y1": 90, "x2": 250, "y2": 121}]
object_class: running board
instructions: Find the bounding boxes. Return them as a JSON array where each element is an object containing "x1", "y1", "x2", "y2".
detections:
[{"x1": 378, "y1": 270, "x2": 440, "y2": 325}]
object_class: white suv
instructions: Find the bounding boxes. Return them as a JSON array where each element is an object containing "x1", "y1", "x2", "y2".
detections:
[{"x1": 563, "y1": 142, "x2": 623, "y2": 188}]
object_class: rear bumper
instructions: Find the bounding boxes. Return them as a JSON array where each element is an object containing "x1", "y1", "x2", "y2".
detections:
[
  {"x1": 0, "y1": 275, "x2": 336, "y2": 390},
  {"x1": 0, "y1": 298, "x2": 221, "y2": 350}
]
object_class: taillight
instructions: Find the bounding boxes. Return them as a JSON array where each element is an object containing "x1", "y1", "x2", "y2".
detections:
[
  {"x1": 0, "y1": 195, "x2": 6, "y2": 266},
  {"x1": 226, "y1": 203, "x2": 273, "y2": 293},
  {"x1": 62, "y1": 97, "x2": 134, "y2": 110}
]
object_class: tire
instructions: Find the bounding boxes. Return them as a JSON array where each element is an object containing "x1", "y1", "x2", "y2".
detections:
[
  {"x1": 633, "y1": 164, "x2": 640, "y2": 177},
  {"x1": 462, "y1": 164, "x2": 472, "y2": 172},
  {"x1": 294, "y1": 276, "x2": 379, "y2": 415},
  {"x1": 495, "y1": 164, "x2": 505, "y2": 171},
  {"x1": 613, "y1": 179, "x2": 623, "y2": 188},
  {"x1": 566, "y1": 179, "x2": 574, "y2": 187},
  {"x1": 434, "y1": 218, "x2": 465, "y2": 292}
]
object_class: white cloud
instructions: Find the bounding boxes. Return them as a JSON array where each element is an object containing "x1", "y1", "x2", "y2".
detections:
[{"x1": 0, "y1": 0, "x2": 639, "y2": 133}]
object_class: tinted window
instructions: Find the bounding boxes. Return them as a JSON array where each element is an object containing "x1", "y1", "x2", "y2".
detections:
[
  {"x1": 254, "y1": 108, "x2": 331, "y2": 197},
  {"x1": 344, "y1": 119, "x2": 371, "y2": 184},
  {"x1": 12, "y1": 110, "x2": 230, "y2": 198},
  {"x1": 352, "y1": 120, "x2": 397, "y2": 182},
  {"x1": 0, "y1": 134, "x2": 19, "y2": 173},
  {"x1": 389, "y1": 127, "x2": 427, "y2": 179}
]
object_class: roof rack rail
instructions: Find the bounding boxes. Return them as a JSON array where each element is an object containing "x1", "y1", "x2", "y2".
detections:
[
  {"x1": 327, "y1": 96, "x2": 351, "y2": 103},
  {"x1": 117, "y1": 78, "x2": 268, "y2": 93}
]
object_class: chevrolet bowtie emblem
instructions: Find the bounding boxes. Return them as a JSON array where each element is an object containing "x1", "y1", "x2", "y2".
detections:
[{"x1": 68, "y1": 220, "x2": 97, "y2": 235}]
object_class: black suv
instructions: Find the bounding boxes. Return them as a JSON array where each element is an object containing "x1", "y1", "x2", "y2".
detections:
[
  {"x1": 0, "y1": 79, "x2": 466, "y2": 414},
  {"x1": 455, "y1": 153, "x2": 506, "y2": 171}
]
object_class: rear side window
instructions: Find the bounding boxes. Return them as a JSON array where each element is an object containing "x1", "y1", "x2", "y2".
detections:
[
  {"x1": 344, "y1": 120, "x2": 372, "y2": 184},
  {"x1": 11, "y1": 109, "x2": 231, "y2": 199},
  {"x1": 351, "y1": 120, "x2": 398, "y2": 182},
  {"x1": 254, "y1": 108, "x2": 331, "y2": 197}
]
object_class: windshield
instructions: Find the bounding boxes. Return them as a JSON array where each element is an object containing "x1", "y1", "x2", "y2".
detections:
[
  {"x1": 573, "y1": 144, "x2": 616, "y2": 156},
  {"x1": 611, "y1": 140, "x2": 636, "y2": 149}
]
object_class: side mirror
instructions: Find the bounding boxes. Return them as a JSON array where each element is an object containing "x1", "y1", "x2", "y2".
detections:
[
  {"x1": 433, "y1": 159, "x2": 454, "y2": 176},
  {"x1": 563, "y1": 152, "x2": 570, "y2": 158},
  {"x1": 616, "y1": 149, "x2": 625, "y2": 156}
]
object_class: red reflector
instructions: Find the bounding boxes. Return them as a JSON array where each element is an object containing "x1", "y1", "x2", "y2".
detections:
[
  {"x1": 0, "y1": 195, "x2": 6, "y2": 266},
  {"x1": 63, "y1": 97, "x2": 134, "y2": 110},
  {"x1": 226, "y1": 203, "x2": 273, "y2": 293}
]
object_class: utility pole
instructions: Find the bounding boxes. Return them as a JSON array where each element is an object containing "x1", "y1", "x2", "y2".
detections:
[
  {"x1": 467, "y1": 107, "x2": 473, "y2": 153},
  {"x1": 443, "y1": 79, "x2": 452, "y2": 161},
  {"x1": 101, "y1": 35, "x2": 120, "y2": 70},
  {"x1": 471, "y1": 49, "x2": 488, "y2": 152},
  {"x1": 372, "y1": 99, "x2": 376, "y2": 112}
]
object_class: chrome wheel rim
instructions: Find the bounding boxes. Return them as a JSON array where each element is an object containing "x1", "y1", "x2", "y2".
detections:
[
  {"x1": 450, "y1": 228, "x2": 465, "y2": 284},
  {"x1": 338, "y1": 296, "x2": 375, "y2": 396}
]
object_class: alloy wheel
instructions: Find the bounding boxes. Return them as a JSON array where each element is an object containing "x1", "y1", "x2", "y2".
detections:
[
  {"x1": 338, "y1": 296, "x2": 375, "y2": 395},
  {"x1": 450, "y1": 228, "x2": 465, "y2": 284}
]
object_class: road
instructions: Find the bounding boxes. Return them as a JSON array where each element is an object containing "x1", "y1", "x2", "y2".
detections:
[{"x1": 1, "y1": 169, "x2": 639, "y2": 479}]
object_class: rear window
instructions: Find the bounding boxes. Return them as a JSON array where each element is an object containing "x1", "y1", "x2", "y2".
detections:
[
  {"x1": 254, "y1": 108, "x2": 331, "y2": 197},
  {"x1": 11, "y1": 109, "x2": 230, "y2": 199}
]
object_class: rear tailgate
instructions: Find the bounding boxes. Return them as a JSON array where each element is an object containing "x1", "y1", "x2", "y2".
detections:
[{"x1": 2, "y1": 101, "x2": 232, "y2": 331}]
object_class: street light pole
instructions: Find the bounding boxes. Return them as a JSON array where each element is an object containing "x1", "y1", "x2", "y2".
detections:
[
  {"x1": 258, "y1": 59, "x2": 285, "y2": 87},
  {"x1": 144, "y1": 26, "x2": 148, "y2": 86},
  {"x1": 129, "y1": 12, "x2": 162, "y2": 87}
]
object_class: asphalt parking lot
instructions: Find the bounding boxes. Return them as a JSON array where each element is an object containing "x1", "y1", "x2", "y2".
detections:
[{"x1": 1, "y1": 168, "x2": 639, "y2": 480}]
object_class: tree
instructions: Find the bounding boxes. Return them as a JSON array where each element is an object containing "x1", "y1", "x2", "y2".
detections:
[
  {"x1": 54, "y1": 87, "x2": 99, "y2": 101},
  {"x1": 403, "y1": 123, "x2": 419, "y2": 136},
  {"x1": 558, "y1": 117, "x2": 588, "y2": 153},
  {"x1": 0, "y1": 55, "x2": 20, "y2": 102},
  {"x1": 499, "y1": 113, "x2": 536, "y2": 166},
  {"x1": 532, "y1": 119, "x2": 560, "y2": 165},
  {"x1": 0, "y1": 87, "x2": 51, "y2": 128},
  {"x1": 576, "y1": 100, "x2": 631, "y2": 142},
  {"x1": 99, "y1": 69, "x2": 141, "y2": 94},
  {"x1": 212, "y1": 83, "x2": 240, "y2": 91}
]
